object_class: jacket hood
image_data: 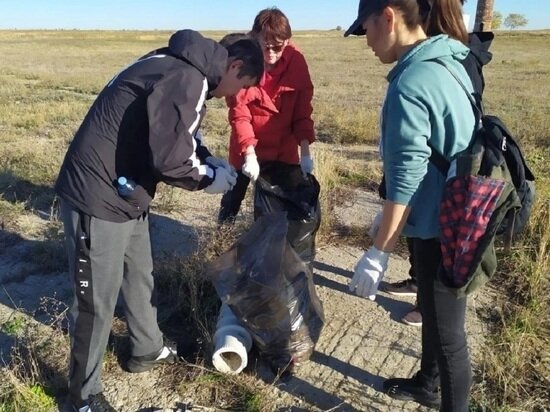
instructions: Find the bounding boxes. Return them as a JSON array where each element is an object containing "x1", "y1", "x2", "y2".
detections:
[
  {"x1": 468, "y1": 31, "x2": 494, "y2": 67},
  {"x1": 168, "y1": 29, "x2": 228, "y2": 90},
  {"x1": 388, "y1": 35, "x2": 470, "y2": 82}
]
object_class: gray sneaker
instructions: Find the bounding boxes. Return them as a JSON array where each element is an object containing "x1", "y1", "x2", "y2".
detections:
[
  {"x1": 70, "y1": 393, "x2": 116, "y2": 412},
  {"x1": 383, "y1": 279, "x2": 418, "y2": 296},
  {"x1": 126, "y1": 345, "x2": 178, "y2": 373},
  {"x1": 402, "y1": 306, "x2": 422, "y2": 327}
]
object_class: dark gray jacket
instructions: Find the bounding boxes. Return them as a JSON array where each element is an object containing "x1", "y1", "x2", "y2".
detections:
[{"x1": 56, "y1": 30, "x2": 226, "y2": 222}]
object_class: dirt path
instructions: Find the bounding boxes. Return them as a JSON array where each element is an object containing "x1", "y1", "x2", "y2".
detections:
[{"x1": 0, "y1": 187, "x2": 491, "y2": 412}]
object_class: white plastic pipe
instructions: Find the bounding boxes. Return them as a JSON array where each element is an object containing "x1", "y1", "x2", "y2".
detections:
[{"x1": 212, "y1": 304, "x2": 252, "y2": 374}]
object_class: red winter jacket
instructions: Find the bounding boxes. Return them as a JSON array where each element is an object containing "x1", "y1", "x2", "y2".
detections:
[{"x1": 226, "y1": 43, "x2": 315, "y2": 169}]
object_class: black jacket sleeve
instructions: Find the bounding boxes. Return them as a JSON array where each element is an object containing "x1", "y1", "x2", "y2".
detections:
[
  {"x1": 147, "y1": 71, "x2": 215, "y2": 191},
  {"x1": 464, "y1": 31, "x2": 494, "y2": 101},
  {"x1": 193, "y1": 129, "x2": 213, "y2": 162}
]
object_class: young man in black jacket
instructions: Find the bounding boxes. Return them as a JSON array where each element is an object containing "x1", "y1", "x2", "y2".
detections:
[{"x1": 56, "y1": 30, "x2": 263, "y2": 412}]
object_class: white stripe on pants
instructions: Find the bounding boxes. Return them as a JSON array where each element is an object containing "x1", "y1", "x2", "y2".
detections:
[{"x1": 60, "y1": 199, "x2": 163, "y2": 404}]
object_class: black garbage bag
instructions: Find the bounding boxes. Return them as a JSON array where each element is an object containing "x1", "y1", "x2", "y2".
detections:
[
  {"x1": 254, "y1": 162, "x2": 321, "y2": 266},
  {"x1": 206, "y1": 212, "x2": 325, "y2": 374}
]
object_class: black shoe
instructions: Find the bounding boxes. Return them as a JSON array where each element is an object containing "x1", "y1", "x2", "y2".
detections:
[
  {"x1": 383, "y1": 375, "x2": 441, "y2": 409},
  {"x1": 89, "y1": 393, "x2": 117, "y2": 412},
  {"x1": 126, "y1": 345, "x2": 178, "y2": 373},
  {"x1": 70, "y1": 393, "x2": 116, "y2": 412},
  {"x1": 382, "y1": 279, "x2": 418, "y2": 296}
]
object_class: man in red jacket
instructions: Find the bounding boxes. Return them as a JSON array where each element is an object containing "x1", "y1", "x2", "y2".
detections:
[{"x1": 218, "y1": 7, "x2": 316, "y2": 223}]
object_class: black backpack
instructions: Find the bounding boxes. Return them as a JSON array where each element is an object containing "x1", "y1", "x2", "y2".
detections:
[
  {"x1": 377, "y1": 118, "x2": 535, "y2": 243},
  {"x1": 429, "y1": 61, "x2": 536, "y2": 244},
  {"x1": 428, "y1": 60, "x2": 535, "y2": 296},
  {"x1": 487, "y1": 116, "x2": 536, "y2": 236}
]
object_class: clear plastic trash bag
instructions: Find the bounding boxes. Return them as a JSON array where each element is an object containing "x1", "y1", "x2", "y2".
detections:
[{"x1": 207, "y1": 212, "x2": 325, "y2": 374}]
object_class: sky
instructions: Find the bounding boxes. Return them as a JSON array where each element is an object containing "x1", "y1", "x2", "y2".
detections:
[{"x1": 0, "y1": 0, "x2": 548, "y2": 31}]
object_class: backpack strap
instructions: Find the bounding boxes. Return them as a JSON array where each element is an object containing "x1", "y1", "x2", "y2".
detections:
[
  {"x1": 425, "y1": 59, "x2": 485, "y2": 176},
  {"x1": 427, "y1": 142, "x2": 450, "y2": 175},
  {"x1": 430, "y1": 59, "x2": 484, "y2": 118}
]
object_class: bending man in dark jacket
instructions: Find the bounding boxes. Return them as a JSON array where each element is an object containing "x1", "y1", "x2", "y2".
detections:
[{"x1": 55, "y1": 30, "x2": 263, "y2": 412}]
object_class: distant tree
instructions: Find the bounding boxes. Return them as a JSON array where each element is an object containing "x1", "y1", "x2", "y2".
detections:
[
  {"x1": 504, "y1": 13, "x2": 528, "y2": 30},
  {"x1": 492, "y1": 11, "x2": 503, "y2": 30},
  {"x1": 335, "y1": 25, "x2": 342, "y2": 31}
]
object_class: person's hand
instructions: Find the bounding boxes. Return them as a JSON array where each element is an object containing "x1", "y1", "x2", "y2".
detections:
[
  {"x1": 206, "y1": 156, "x2": 230, "y2": 170},
  {"x1": 206, "y1": 156, "x2": 237, "y2": 178},
  {"x1": 349, "y1": 246, "x2": 390, "y2": 300},
  {"x1": 368, "y1": 211, "x2": 383, "y2": 239},
  {"x1": 242, "y1": 153, "x2": 260, "y2": 181},
  {"x1": 204, "y1": 167, "x2": 237, "y2": 194},
  {"x1": 300, "y1": 155, "x2": 314, "y2": 175}
]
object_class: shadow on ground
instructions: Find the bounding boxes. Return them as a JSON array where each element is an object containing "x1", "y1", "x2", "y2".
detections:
[
  {"x1": 0, "y1": 171, "x2": 56, "y2": 214},
  {"x1": 0, "y1": 213, "x2": 198, "y2": 323},
  {"x1": 1, "y1": 210, "x2": 205, "y2": 412},
  {"x1": 312, "y1": 262, "x2": 415, "y2": 323}
]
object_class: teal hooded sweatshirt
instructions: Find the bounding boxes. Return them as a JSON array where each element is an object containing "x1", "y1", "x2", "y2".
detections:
[{"x1": 381, "y1": 35, "x2": 476, "y2": 239}]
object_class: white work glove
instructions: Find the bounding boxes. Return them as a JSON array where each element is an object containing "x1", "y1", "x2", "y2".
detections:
[
  {"x1": 205, "y1": 156, "x2": 237, "y2": 178},
  {"x1": 368, "y1": 211, "x2": 383, "y2": 239},
  {"x1": 300, "y1": 155, "x2": 314, "y2": 175},
  {"x1": 242, "y1": 153, "x2": 260, "y2": 181},
  {"x1": 349, "y1": 246, "x2": 390, "y2": 300},
  {"x1": 204, "y1": 166, "x2": 237, "y2": 194}
]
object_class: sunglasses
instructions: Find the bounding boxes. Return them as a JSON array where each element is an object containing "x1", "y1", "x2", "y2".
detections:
[{"x1": 261, "y1": 42, "x2": 286, "y2": 53}]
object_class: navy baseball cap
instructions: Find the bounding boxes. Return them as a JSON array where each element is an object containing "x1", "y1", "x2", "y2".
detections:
[{"x1": 344, "y1": 0, "x2": 386, "y2": 37}]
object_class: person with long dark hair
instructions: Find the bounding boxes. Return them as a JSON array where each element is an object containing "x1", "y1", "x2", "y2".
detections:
[
  {"x1": 381, "y1": 0, "x2": 494, "y2": 328},
  {"x1": 345, "y1": 0, "x2": 477, "y2": 410}
]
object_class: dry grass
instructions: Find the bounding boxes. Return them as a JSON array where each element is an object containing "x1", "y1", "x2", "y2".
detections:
[
  {"x1": 175, "y1": 366, "x2": 270, "y2": 412},
  {"x1": 462, "y1": 31, "x2": 550, "y2": 411},
  {"x1": 472, "y1": 200, "x2": 550, "y2": 411},
  {"x1": 312, "y1": 145, "x2": 345, "y2": 238},
  {"x1": 151, "y1": 227, "x2": 277, "y2": 411},
  {"x1": 0, "y1": 299, "x2": 70, "y2": 412},
  {"x1": 0, "y1": 29, "x2": 548, "y2": 410},
  {"x1": 0, "y1": 225, "x2": 274, "y2": 411},
  {"x1": 0, "y1": 370, "x2": 57, "y2": 412}
]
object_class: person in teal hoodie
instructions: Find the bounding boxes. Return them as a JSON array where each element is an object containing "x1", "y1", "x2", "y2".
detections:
[
  {"x1": 381, "y1": 0, "x2": 494, "y2": 328},
  {"x1": 345, "y1": 0, "x2": 476, "y2": 411}
]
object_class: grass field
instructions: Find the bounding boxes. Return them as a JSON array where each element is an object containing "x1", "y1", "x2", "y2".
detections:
[{"x1": 0, "y1": 29, "x2": 549, "y2": 411}]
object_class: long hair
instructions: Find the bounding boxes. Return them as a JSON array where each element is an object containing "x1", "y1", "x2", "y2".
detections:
[
  {"x1": 370, "y1": 0, "x2": 468, "y2": 44},
  {"x1": 424, "y1": 0, "x2": 468, "y2": 44}
]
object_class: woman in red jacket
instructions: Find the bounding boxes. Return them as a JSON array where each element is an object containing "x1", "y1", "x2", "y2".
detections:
[{"x1": 218, "y1": 7, "x2": 316, "y2": 223}]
